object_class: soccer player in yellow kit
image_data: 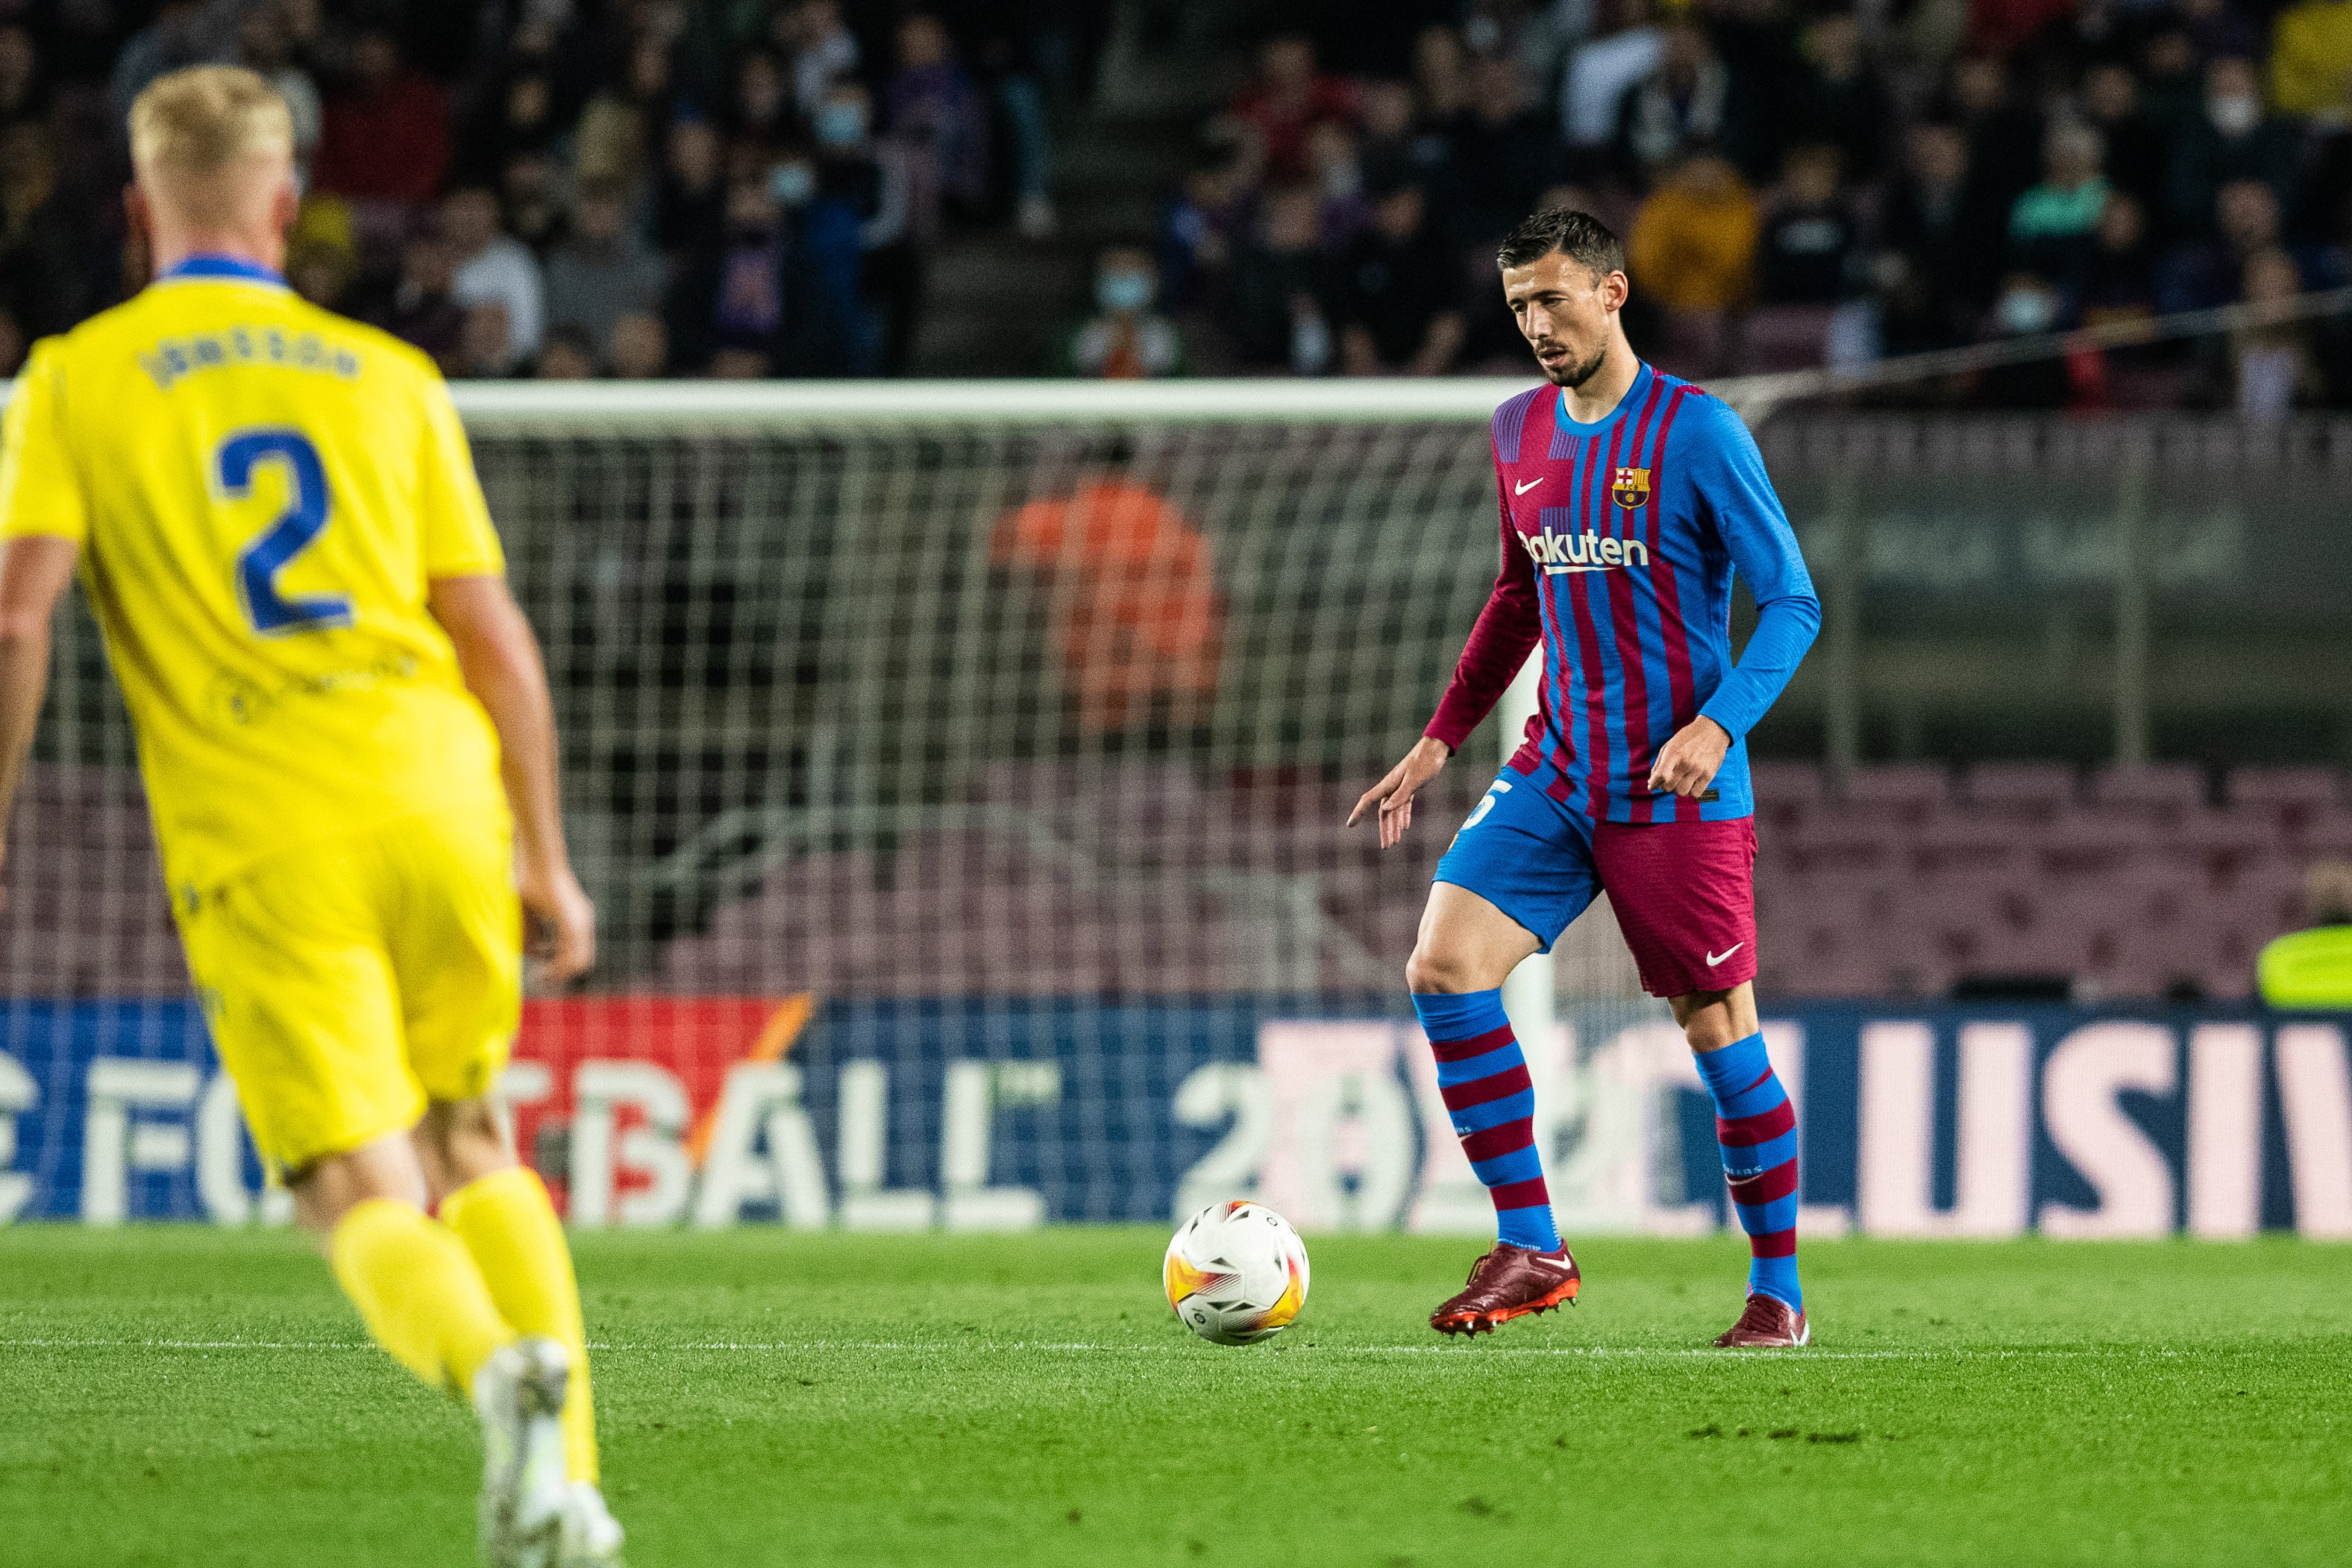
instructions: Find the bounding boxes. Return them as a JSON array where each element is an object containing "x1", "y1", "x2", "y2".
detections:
[{"x1": 0, "y1": 68, "x2": 619, "y2": 1568}]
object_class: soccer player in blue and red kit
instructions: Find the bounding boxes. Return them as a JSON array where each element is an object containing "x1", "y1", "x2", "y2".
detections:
[{"x1": 1351, "y1": 207, "x2": 1821, "y2": 1348}]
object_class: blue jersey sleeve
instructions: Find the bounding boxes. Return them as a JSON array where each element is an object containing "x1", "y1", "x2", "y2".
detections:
[{"x1": 1683, "y1": 398, "x2": 1820, "y2": 742}]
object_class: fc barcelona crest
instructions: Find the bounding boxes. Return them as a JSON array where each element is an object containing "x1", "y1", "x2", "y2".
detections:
[{"x1": 1611, "y1": 466, "x2": 1652, "y2": 508}]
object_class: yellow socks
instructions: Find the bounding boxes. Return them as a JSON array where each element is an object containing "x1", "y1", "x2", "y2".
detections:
[
  {"x1": 327, "y1": 1197, "x2": 514, "y2": 1395},
  {"x1": 442, "y1": 1167, "x2": 600, "y2": 1484}
]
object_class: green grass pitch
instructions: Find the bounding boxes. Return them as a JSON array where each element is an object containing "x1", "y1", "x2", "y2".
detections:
[{"x1": 4, "y1": 1229, "x2": 2350, "y2": 1567}]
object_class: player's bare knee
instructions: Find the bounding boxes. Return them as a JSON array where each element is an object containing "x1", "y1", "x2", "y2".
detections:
[{"x1": 1406, "y1": 941, "x2": 1479, "y2": 994}]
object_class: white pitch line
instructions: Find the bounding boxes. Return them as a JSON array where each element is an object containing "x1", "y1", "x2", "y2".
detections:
[{"x1": 0, "y1": 1336, "x2": 2192, "y2": 1362}]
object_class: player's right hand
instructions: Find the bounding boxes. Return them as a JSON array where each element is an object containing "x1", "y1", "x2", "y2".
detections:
[
  {"x1": 1349, "y1": 736, "x2": 1452, "y2": 850},
  {"x1": 519, "y1": 857, "x2": 597, "y2": 985}
]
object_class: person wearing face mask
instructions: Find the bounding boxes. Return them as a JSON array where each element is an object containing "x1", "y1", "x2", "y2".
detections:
[
  {"x1": 1982, "y1": 272, "x2": 2073, "y2": 408},
  {"x1": 2166, "y1": 57, "x2": 2305, "y2": 242},
  {"x1": 810, "y1": 81, "x2": 924, "y2": 374},
  {"x1": 1069, "y1": 246, "x2": 1185, "y2": 377},
  {"x1": 774, "y1": 137, "x2": 882, "y2": 377}
]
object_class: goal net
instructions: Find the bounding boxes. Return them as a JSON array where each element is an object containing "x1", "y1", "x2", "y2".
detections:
[{"x1": 3, "y1": 379, "x2": 1692, "y2": 1232}]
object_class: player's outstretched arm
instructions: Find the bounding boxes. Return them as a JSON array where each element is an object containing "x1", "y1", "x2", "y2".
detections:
[
  {"x1": 428, "y1": 574, "x2": 596, "y2": 983},
  {"x1": 1349, "y1": 736, "x2": 1452, "y2": 850},
  {"x1": 0, "y1": 536, "x2": 78, "y2": 896}
]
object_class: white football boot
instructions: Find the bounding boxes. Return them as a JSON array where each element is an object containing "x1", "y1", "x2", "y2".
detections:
[
  {"x1": 472, "y1": 1337, "x2": 572, "y2": 1568},
  {"x1": 559, "y1": 1481, "x2": 627, "y2": 1567}
]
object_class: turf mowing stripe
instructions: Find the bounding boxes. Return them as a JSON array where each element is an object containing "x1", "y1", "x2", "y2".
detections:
[{"x1": 0, "y1": 1335, "x2": 2211, "y2": 1361}]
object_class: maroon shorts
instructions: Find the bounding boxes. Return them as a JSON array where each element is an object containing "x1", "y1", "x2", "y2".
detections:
[
  {"x1": 1593, "y1": 818, "x2": 1759, "y2": 998},
  {"x1": 1435, "y1": 772, "x2": 1758, "y2": 999}
]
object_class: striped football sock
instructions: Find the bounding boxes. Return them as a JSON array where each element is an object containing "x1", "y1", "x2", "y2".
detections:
[
  {"x1": 1414, "y1": 989, "x2": 1562, "y2": 1252},
  {"x1": 1695, "y1": 1031, "x2": 1802, "y2": 1311}
]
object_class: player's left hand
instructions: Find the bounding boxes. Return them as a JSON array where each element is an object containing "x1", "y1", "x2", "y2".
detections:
[
  {"x1": 519, "y1": 858, "x2": 597, "y2": 985},
  {"x1": 1648, "y1": 716, "x2": 1731, "y2": 799}
]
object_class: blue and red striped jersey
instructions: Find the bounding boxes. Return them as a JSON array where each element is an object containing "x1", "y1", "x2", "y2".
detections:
[{"x1": 1424, "y1": 363, "x2": 1820, "y2": 822}]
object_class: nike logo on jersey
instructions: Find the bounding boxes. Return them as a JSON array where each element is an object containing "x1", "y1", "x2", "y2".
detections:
[
  {"x1": 1706, "y1": 943, "x2": 1745, "y2": 967},
  {"x1": 1514, "y1": 477, "x2": 1544, "y2": 495}
]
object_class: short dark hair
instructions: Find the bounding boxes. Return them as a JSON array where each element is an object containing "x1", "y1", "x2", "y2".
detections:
[{"x1": 1497, "y1": 207, "x2": 1625, "y2": 275}]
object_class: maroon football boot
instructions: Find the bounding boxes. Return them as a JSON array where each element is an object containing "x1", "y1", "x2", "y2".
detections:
[
  {"x1": 1429, "y1": 1244, "x2": 1581, "y2": 1336},
  {"x1": 1713, "y1": 1293, "x2": 1810, "y2": 1348}
]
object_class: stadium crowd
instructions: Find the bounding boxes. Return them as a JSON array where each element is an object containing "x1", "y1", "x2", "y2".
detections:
[
  {"x1": 1129, "y1": 0, "x2": 2352, "y2": 410},
  {"x1": 0, "y1": 0, "x2": 1096, "y2": 378}
]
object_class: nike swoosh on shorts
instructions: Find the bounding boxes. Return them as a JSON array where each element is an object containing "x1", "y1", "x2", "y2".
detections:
[{"x1": 1706, "y1": 943, "x2": 1745, "y2": 966}]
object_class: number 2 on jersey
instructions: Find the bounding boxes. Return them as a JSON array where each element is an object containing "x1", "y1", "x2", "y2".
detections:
[{"x1": 217, "y1": 428, "x2": 353, "y2": 635}]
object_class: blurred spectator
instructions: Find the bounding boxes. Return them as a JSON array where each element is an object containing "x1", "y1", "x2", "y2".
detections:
[
  {"x1": 1757, "y1": 146, "x2": 1859, "y2": 305},
  {"x1": 1563, "y1": 0, "x2": 1663, "y2": 155},
  {"x1": 1414, "y1": 25, "x2": 1471, "y2": 125},
  {"x1": 1340, "y1": 181, "x2": 1465, "y2": 375},
  {"x1": 286, "y1": 235, "x2": 355, "y2": 313},
  {"x1": 1305, "y1": 122, "x2": 1373, "y2": 248},
  {"x1": 609, "y1": 311, "x2": 669, "y2": 378},
  {"x1": 812, "y1": 78, "x2": 926, "y2": 374},
  {"x1": 2167, "y1": 57, "x2": 2304, "y2": 239},
  {"x1": 731, "y1": 52, "x2": 794, "y2": 151},
  {"x1": 536, "y1": 324, "x2": 598, "y2": 380},
  {"x1": 457, "y1": 301, "x2": 516, "y2": 379},
  {"x1": 502, "y1": 153, "x2": 567, "y2": 255},
  {"x1": 1616, "y1": 18, "x2": 1750, "y2": 179},
  {"x1": 236, "y1": 3, "x2": 319, "y2": 164},
  {"x1": 656, "y1": 119, "x2": 727, "y2": 371},
  {"x1": 0, "y1": 25, "x2": 48, "y2": 133},
  {"x1": 2137, "y1": 25, "x2": 2205, "y2": 127},
  {"x1": 445, "y1": 186, "x2": 543, "y2": 371},
  {"x1": 1226, "y1": 184, "x2": 1343, "y2": 374},
  {"x1": 1882, "y1": 121, "x2": 2001, "y2": 314},
  {"x1": 312, "y1": 26, "x2": 448, "y2": 207},
  {"x1": 545, "y1": 180, "x2": 664, "y2": 359},
  {"x1": 1070, "y1": 245, "x2": 1185, "y2": 377},
  {"x1": 888, "y1": 13, "x2": 988, "y2": 216},
  {"x1": 976, "y1": 31, "x2": 1057, "y2": 239},
  {"x1": 1441, "y1": 54, "x2": 1565, "y2": 251},
  {"x1": 1949, "y1": 56, "x2": 2043, "y2": 248},
  {"x1": 2080, "y1": 63, "x2": 2166, "y2": 220},
  {"x1": 785, "y1": 129, "x2": 884, "y2": 377},
  {"x1": 712, "y1": 175, "x2": 786, "y2": 371},
  {"x1": 1982, "y1": 272, "x2": 2072, "y2": 406},
  {"x1": 780, "y1": 0, "x2": 860, "y2": 119},
  {"x1": 1628, "y1": 151, "x2": 1759, "y2": 312},
  {"x1": 2159, "y1": 178, "x2": 2306, "y2": 313},
  {"x1": 109, "y1": 0, "x2": 239, "y2": 131},
  {"x1": 2232, "y1": 248, "x2": 2321, "y2": 418},
  {"x1": 2081, "y1": 192, "x2": 2158, "y2": 323},
  {"x1": 1232, "y1": 34, "x2": 1358, "y2": 185},
  {"x1": 0, "y1": 123, "x2": 94, "y2": 339},
  {"x1": 2010, "y1": 122, "x2": 2110, "y2": 288},
  {"x1": 457, "y1": 67, "x2": 560, "y2": 188},
  {"x1": 1787, "y1": 13, "x2": 1890, "y2": 182},
  {"x1": 1359, "y1": 79, "x2": 1446, "y2": 192},
  {"x1": 1158, "y1": 147, "x2": 1248, "y2": 311},
  {"x1": 2269, "y1": 0, "x2": 2352, "y2": 122},
  {"x1": 386, "y1": 233, "x2": 466, "y2": 371}
]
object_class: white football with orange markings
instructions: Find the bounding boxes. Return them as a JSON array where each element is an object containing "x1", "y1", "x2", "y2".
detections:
[{"x1": 1163, "y1": 1199, "x2": 1311, "y2": 1346}]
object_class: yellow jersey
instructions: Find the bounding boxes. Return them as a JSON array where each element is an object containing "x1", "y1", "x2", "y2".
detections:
[{"x1": 0, "y1": 255, "x2": 507, "y2": 897}]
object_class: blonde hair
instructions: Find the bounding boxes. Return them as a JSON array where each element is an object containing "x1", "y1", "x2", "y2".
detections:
[{"x1": 129, "y1": 65, "x2": 293, "y2": 213}]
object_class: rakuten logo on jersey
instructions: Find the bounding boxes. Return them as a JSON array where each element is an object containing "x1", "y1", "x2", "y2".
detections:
[{"x1": 1521, "y1": 529, "x2": 1652, "y2": 575}]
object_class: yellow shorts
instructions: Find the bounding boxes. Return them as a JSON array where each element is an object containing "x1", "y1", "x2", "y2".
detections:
[{"x1": 178, "y1": 806, "x2": 522, "y2": 1174}]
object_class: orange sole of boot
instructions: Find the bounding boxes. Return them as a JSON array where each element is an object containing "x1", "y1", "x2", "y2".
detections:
[{"x1": 1430, "y1": 1276, "x2": 1581, "y2": 1337}]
